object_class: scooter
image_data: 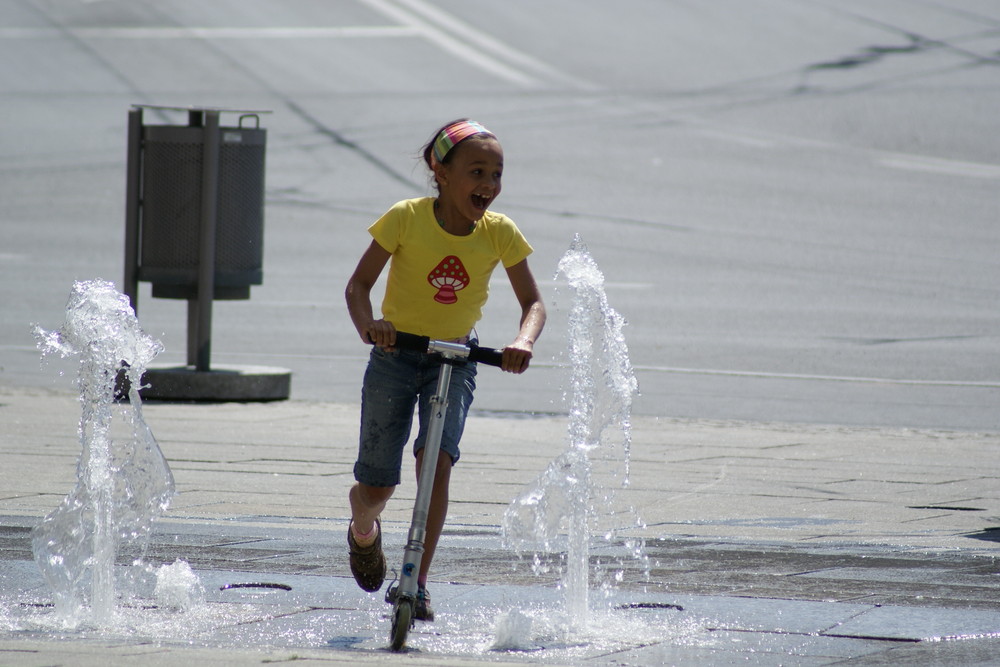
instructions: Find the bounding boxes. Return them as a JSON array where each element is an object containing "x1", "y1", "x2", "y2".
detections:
[{"x1": 379, "y1": 332, "x2": 504, "y2": 651}]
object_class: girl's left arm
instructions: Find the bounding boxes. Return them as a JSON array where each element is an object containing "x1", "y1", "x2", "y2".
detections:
[{"x1": 501, "y1": 258, "x2": 546, "y2": 374}]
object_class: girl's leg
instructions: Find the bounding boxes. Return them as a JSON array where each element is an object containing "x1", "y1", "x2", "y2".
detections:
[
  {"x1": 349, "y1": 482, "x2": 394, "y2": 541},
  {"x1": 347, "y1": 481, "x2": 392, "y2": 592},
  {"x1": 352, "y1": 346, "x2": 418, "y2": 539},
  {"x1": 349, "y1": 347, "x2": 417, "y2": 592},
  {"x1": 414, "y1": 449, "x2": 452, "y2": 586}
]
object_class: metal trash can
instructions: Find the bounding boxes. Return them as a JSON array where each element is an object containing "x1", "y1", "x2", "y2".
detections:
[
  {"x1": 121, "y1": 105, "x2": 290, "y2": 401},
  {"x1": 133, "y1": 107, "x2": 266, "y2": 300}
]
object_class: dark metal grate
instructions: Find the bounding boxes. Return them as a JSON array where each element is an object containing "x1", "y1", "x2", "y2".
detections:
[{"x1": 138, "y1": 125, "x2": 265, "y2": 289}]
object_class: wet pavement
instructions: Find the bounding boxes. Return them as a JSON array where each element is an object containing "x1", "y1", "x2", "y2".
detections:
[{"x1": 1, "y1": 389, "x2": 998, "y2": 665}]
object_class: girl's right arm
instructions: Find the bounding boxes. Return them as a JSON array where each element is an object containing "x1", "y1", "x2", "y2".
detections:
[{"x1": 345, "y1": 240, "x2": 396, "y2": 347}]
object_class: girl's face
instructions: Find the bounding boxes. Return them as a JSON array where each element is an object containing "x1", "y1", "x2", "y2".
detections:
[{"x1": 435, "y1": 136, "x2": 503, "y2": 223}]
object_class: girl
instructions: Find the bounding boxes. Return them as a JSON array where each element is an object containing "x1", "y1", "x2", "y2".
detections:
[{"x1": 344, "y1": 119, "x2": 546, "y2": 621}]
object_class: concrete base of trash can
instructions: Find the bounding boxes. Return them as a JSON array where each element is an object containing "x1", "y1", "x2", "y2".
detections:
[{"x1": 128, "y1": 364, "x2": 292, "y2": 402}]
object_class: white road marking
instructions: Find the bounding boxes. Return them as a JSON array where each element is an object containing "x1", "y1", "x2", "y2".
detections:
[
  {"x1": 379, "y1": 0, "x2": 602, "y2": 91},
  {"x1": 359, "y1": 0, "x2": 544, "y2": 88},
  {"x1": 631, "y1": 365, "x2": 1000, "y2": 388},
  {"x1": 0, "y1": 26, "x2": 419, "y2": 39},
  {"x1": 3, "y1": 0, "x2": 597, "y2": 91},
  {"x1": 878, "y1": 153, "x2": 1000, "y2": 179}
]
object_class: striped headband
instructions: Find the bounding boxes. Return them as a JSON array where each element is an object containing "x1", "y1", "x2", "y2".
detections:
[{"x1": 431, "y1": 120, "x2": 493, "y2": 165}]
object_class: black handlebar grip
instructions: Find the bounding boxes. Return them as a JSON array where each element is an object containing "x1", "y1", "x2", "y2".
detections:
[
  {"x1": 393, "y1": 331, "x2": 430, "y2": 352},
  {"x1": 468, "y1": 344, "x2": 504, "y2": 367}
]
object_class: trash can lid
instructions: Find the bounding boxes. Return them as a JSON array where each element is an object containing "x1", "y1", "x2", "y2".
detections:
[{"x1": 132, "y1": 104, "x2": 273, "y2": 114}]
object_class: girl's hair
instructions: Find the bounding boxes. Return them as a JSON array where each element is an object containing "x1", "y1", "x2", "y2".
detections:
[{"x1": 421, "y1": 118, "x2": 496, "y2": 170}]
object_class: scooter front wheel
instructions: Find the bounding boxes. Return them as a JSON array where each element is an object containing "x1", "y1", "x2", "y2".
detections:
[{"x1": 390, "y1": 599, "x2": 412, "y2": 651}]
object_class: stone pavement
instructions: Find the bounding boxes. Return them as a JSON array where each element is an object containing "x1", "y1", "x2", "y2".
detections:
[{"x1": 1, "y1": 387, "x2": 999, "y2": 665}]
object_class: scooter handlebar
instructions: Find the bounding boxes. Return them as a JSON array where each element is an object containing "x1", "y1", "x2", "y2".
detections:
[
  {"x1": 370, "y1": 331, "x2": 504, "y2": 368},
  {"x1": 392, "y1": 331, "x2": 431, "y2": 352},
  {"x1": 467, "y1": 344, "x2": 504, "y2": 368}
]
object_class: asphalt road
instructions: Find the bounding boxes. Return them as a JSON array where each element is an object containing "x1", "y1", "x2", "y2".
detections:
[{"x1": 2, "y1": 0, "x2": 998, "y2": 431}]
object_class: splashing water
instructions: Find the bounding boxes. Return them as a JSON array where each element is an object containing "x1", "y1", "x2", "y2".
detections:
[
  {"x1": 154, "y1": 559, "x2": 205, "y2": 611},
  {"x1": 491, "y1": 608, "x2": 537, "y2": 651},
  {"x1": 32, "y1": 279, "x2": 175, "y2": 626},
  {"x1": 501, "y1": 235, "x2": 641, "y2": 630}
]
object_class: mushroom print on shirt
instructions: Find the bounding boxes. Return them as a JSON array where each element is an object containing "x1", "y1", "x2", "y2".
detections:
[{"x1": 428, "y1": 255, "x2": 469, "y2": 304}]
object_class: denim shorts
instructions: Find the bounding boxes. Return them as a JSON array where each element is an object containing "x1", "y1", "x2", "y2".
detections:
[{"x1": 354, "y1": 343, "x2": 478, "y2": 487}]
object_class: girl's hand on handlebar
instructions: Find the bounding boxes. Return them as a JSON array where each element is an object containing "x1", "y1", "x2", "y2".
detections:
[
  {"x1": 501, "y1": 339, "x2": 533, "y2": 374},
  {"x1": 363, "y1": 319, "x2": 397, "y2": 349}
]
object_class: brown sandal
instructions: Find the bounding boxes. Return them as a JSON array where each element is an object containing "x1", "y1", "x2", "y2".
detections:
[{"x1": 348, "y1": 518, "x2": 386, "y2": 592}]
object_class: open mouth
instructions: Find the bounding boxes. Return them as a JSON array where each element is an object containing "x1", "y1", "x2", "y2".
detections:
[{"x1": 471, "y1": 193, "x2": 490, "y2": 210}]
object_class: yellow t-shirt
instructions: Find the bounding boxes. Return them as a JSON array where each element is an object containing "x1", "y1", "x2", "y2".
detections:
[{"x1": 370, "y1": 197, "x2": 533, "y2": 339}]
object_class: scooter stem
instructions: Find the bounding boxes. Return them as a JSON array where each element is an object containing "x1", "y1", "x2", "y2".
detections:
[{"x1": 398, "y1": 359, "x2": 455, "y2": 598}]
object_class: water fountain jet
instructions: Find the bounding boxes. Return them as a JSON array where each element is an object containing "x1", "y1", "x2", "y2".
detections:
[
  {"x1": 502, "y1": 235, "x2": 640, "y2": 630},
  {"x1": 33, "y1": 279, "x2": 175, "y2": 625}
]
